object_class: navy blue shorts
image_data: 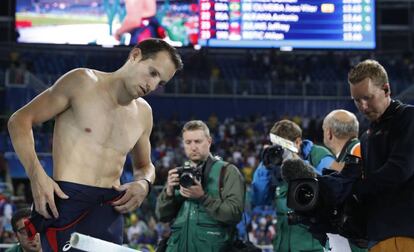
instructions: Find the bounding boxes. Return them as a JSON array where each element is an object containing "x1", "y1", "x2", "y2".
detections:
[{"x1": 25, "y1": 181, "x2": 124, "y2": 252}]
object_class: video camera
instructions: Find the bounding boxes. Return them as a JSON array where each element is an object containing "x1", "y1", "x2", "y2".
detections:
[
  {"x1": 262, "y1": 133, "x2": 299, "y2": 168},
  {"x1": 283, "y1": 155, "x2": 367, "y2": 247},
  {"x1": 176, "y1": 161, "x2": 203, "y2": 188}
]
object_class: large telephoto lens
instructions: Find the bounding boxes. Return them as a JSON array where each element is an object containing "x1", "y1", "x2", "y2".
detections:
[{"x1": 295, "y1": 184, "x2": 315, "y2": 206}]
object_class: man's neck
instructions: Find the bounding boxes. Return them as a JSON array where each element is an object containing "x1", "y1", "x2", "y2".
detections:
[
  {"x1": 104, "y1": 76, "x2": 134, "y2": 106},
  {"x1": 332, "y1": 139, "x2": 347, "y2": 157}
]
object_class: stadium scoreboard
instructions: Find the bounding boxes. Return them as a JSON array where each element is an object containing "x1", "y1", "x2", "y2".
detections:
[{"x1": 198, "y1": 0, "x2": 375, "y2": 49}]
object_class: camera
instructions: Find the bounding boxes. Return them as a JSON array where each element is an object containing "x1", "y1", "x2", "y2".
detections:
[
  {"x1": 285, "y1": 154, "x2": 367, "y2": 246},
  {"x1": 287, "y1": 178, "x2": 319, "y2": 212},
  {"x1": 262, "y1": 144, "x2": 284, "y2": 167},
  {"x1": 176, "y1": 161, "x2": 203, "y2": 188}
]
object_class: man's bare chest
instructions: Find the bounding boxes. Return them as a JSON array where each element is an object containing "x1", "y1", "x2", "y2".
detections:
[{"x1": 63, "y1": 100, "x2": 143, "y2": 153}]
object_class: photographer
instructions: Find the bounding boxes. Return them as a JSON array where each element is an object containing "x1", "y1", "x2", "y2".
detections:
[
  {"x1": 322, "y1": 109, "x2": 367, "y2": 252},
  {"x1": 251, "y1": 119, "x2": 335, "y2": 252},
  {"x1": 7, "y1": 208, "x2": 42, "y2": 252},
  {"x1": 155, "y1": 120, "x2": 245, "y2": 252},
  {"x1": 348, "y1": 60, "x2": 414, "y2": 251}
]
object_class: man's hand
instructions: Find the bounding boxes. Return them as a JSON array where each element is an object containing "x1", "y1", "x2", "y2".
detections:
[
  {"x1": 112, "y1": 180, "x2": 149, "y2": 214},
  {"x1": 31, "y1": 171, "x2": 69, "y2": 219},
  {"x1": 28, "y1": 233, "x2": 42, "y2": 251},
  {"x1": 179, "y1": 179, "x2": 205, "y2": 199},
  {"x1": 166, "y1": 168, "x2": 179, "y2": 197}
]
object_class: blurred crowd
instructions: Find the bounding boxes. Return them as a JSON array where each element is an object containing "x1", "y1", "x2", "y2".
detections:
[
  {"x1": 0, "y1": 113, "x2": 328, "y2": 251},
  {"x1": 0, "y1": 49, "x2": 413, "y2": 251}
]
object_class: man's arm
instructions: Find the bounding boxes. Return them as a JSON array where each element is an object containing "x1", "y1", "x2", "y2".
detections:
[
  {"x1": 156, "y1": 187, "x2": 185, "y2": 222},
  {"x1": 315, "y1": 156, "x2": 335, "y2": 174},
  {"x1": 131, "y1": 101, "x2": 155, "y2": 184},
  {"x1": 251, "y1": 162, "x2": 274, "y2": 206},
  {"x1": 155, "y1": 167, "x2": 185, "y2": 222},
  {"x1": 112, "y1": 100, "x2": 155, "y2": 213},
  {"x1": 199, "y1": 164, "x2": 245, "y2": 225},
  {"x1": 7, "y1": 70, "x2": 82, "y2": 218},
  {"x1": 115, "y1": 0, "x2": 143, "y2": 40}
]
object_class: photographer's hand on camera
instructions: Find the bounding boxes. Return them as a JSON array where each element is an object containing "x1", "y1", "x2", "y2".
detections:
[
  {"x1": 166, "y1": 168, "x2": 180, "y2": 197},
  {"x1": 179, "y1": 178, "x2": 205, "y2": 199}
]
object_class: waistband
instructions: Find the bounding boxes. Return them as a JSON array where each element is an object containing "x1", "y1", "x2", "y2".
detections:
[{"x1": 55, "y1": 180, "x2": 123, "y2": 203}]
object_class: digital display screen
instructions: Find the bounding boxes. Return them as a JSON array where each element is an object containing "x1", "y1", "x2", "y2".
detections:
[
  {"x1": 15, "y1": 0, "x2": 199, "y2": 47},
  {"x1": 198, "y1": 0, "x2": 376, "y2": 49},
  {"x1": 15, "y1": 0, "x2": 375, "y2": 49}
]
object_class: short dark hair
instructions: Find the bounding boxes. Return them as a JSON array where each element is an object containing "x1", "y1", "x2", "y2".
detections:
[
  {"x1": 348, "y1": 59, "x2": 388, "y2": 88},
  {"x1": 131, "y1": 38, "x2": 183, "y2": 71},
  {"x1": 11, "y1": 208, "x2": 32, "y2": 232},
  {"x1": 270, "y1": 120, "x2": 302, "y2": 142},
  {"x1": 182, "y1": 120, "x2": 211, "y2": 138}
]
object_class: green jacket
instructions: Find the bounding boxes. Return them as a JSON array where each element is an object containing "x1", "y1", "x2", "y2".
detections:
[
  {"x1": 274, "y1": 181, "x2": 325, "y2": 252},
  {"x1": 273, "y1": 144, "x2": 333, "y2": 252},
  {"x1": 156, "y1": 156, "x2": 245, "y2": 252},
  {"x1": 5, "y1": 244, "x2": 23, "y2": 252}
]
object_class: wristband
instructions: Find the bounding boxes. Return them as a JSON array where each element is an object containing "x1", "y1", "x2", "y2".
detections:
[{"x1": 138, "y1": 178, "x2": 152, "y2": 197}]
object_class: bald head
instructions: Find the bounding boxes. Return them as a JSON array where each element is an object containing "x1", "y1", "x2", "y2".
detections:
[{"x1": 323, "y1": 109, "x2": 359, "y2": 139}]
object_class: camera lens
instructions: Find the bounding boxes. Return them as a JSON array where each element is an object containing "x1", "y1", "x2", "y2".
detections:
[
  {"x1": 180, "y1": 173, "x2": 194, "y2": 188},
  {"x1": 295, "y1": 184, "x2": 315, "y2": 206}
]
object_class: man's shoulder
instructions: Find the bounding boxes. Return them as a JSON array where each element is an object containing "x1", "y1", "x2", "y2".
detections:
[
  {"x1": 222, "y1": 161, "x2": 244, "y2": 179},
  {"x1": 135, "y1": 98, "x2": 151, "y2": 109},
  {"x1": 348, "y1": 139, "x2": 361, "y2": 157},
  {"x1": 311, "y1": 144, "x2": 333, "y2": 156},
  {"x1": 5, "y1": 244, "x2": 22, "y2": 252},
  {"x1": 62, "y1": 68, "x2": 96, "y2": 81},
  {"x1": 388, "y1": 102, "x2": 414, "y2": 131},
  {"x1": 134, "y1": 98, "x2": 153, "y2": 119},
  {"x1": 399, "y1": 104, "x2": 414, "y2": 119},
  {"x1": 310, "y1": 144, "x2": 334, "y2": 168},
  {"x1": 53, "y1": 68, "x2": 100, "y2": 91}
]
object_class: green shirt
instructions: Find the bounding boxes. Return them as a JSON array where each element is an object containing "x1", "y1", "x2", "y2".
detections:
[{"x1": 5, "y1": 244, "x2": 23, "y2": 252}]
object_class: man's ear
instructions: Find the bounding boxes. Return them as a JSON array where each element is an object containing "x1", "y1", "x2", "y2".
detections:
[
  {"x1": 294, "y1": 137, "x2": 302, "y2": 148},
  {"x1": 130, "y1": 48, "x2": 142, "y2": 61},
  {"x1": 207, "y1": 136, "x2": 212, "y2": 146},
  {"x1": 382, "y1": 83, "x2": 391, "y2": 96},
  {"x1": 328, "y1": 128, "x2": 333, "y2": 140}
]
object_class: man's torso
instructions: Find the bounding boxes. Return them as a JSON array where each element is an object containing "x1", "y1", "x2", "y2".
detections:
[{"x1": 52, "y1": 69, "x2": 147, "y2": 187}]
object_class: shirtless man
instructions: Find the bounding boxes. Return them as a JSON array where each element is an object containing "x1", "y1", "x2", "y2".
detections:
[{"x1": 7, "y1": 38, "x2": 183, "y2": 251}]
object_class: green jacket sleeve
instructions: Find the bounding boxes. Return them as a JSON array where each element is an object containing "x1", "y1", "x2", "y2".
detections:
[
  {"x1": 155, "y1": 187, "x2": 185, "y2": 222},
  {"x1": 198, "y1": 164, "x2": 245, "y2": 225}
]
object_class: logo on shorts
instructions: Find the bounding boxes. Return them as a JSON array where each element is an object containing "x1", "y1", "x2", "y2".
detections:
[{"x1": 62, "y1": 241, "x2": 72, "y2": 251}]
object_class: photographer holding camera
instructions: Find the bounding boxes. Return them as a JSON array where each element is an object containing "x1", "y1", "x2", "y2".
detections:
[
  {"x1": 155, "y1": 120, "x2": 245, "y2": 252},
  {"x1": 251, "y1": 119, "x2": 335, "y2": 252},
  {"x1": 348, "y1": 60, "x2": 414, "y2": 251},
  {"x1": 322, "y1": 109, "x2": 367, "y2": 252}
]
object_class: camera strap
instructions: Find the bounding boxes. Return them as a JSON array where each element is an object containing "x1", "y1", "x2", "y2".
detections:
[
  {"x1": 202, "y1": 157, "x2": 232, "y2": 200},
  {"x1": 202, "y1": 158, "x2": 215, "y2": 188},
  {"x1": 337, "y1": 138, "x2": 359, "y2": 162},
  {"x1": 218, "y1": 162, "x2": 232, "y2": 200}
]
